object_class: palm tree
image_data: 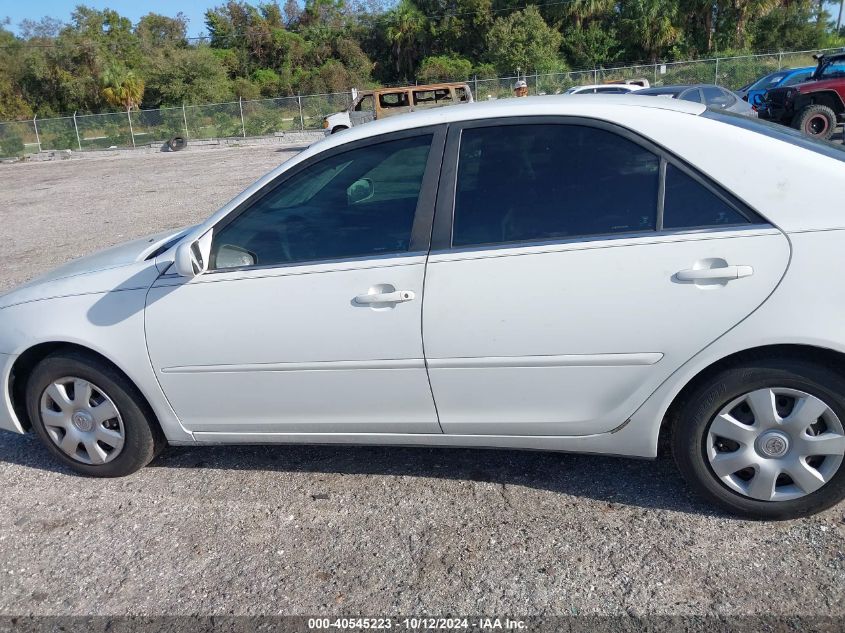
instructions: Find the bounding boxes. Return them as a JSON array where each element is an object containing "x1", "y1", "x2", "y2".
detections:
[
  {"x1": 566, "y1": 0, "x2": 616, "y2": 28},
  {"x1": 384, "y1": 0, "x2": 428, "y2": 79},
  {"x1": 731, "y1": 0, "x2": 779, "y2": 48},
  {"x1": 101, "y1": 68, "x2": 145, "y2": 111}
]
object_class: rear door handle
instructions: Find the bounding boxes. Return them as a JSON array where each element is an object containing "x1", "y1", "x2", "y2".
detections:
[
  {"x1": 675, "y1": 265, "x2": 754, "y2": 281},
  {"x1": 354, "y1": 290, "x2": 415, "y2": 305}
]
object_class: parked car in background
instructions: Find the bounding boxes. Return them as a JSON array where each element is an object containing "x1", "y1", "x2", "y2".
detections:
[
  {"x1": 564, "y1": 83, "x2": 645, "y2": 95},
  {"x1": 4, "y1": 95, "x2": 845, "y2": 520},
  {"x1": 762, "y1": 51, "x2": 845, "y2": 139},
  {"x1": 637, "y1": 84, "x2": 757, "y2": 117},
  {"x1": 738, "y1": 67, "x2": 815, "y2": 109},
  {"x1": 323, "y1": 82, "x2": 473, "y2": 135}
]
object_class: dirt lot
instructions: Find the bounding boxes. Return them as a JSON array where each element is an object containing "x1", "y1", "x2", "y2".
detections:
[{"x1": 0, "y1": 146, "x2": 843, "y2": 620}]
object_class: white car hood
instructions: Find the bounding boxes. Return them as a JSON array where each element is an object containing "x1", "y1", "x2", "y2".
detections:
[{"x1": 0, "y1": 227, "x2": 190, "y2": 309}]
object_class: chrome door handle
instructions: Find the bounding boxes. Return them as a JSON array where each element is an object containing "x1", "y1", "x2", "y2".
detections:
[
  {"x1": 354, "y1": 290, "x2": 416, "y2": 305},
  {"x1": 676, "y1": 265, "x2": 754, "y2": 281}
]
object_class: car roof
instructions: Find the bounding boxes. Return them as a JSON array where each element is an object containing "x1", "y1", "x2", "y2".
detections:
[
  {"x1": 570, "y1": 84, "x2": 637, "y2": 90},
  {"x1": 315, "y1": 94, "x2": 705, "y2": 151}
]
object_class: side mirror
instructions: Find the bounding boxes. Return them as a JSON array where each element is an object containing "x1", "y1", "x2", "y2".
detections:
[
  {"x1": 174, "y1": 230, "x2": 213, "y2": 278},
  {"x1": 347, "y1": 178, "x2": 374, "y2": 204}
]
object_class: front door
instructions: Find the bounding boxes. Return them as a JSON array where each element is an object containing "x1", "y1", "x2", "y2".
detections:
[
  {"x1": 145, "y1": 129, "x2": 445, "y2": 436},
  {"x1": 422, "y1": 120, "x2": 790, "y2": 436}
]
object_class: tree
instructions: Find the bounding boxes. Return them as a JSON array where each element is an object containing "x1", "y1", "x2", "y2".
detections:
[
  {"x1": 382, "y1": 0, "x2": 430, "y2": 79},
  {"x1": 619, "y1": 0, "x2": 683, "y2": 62},
  {"x1": 486, "y1": 5, "x2": 563, "y2": 74},
  {"x1": 417, "y1": 54, "x2": 473, "y2": 81},
  {"x1": 101, "y1": 68, "x2": 145, "y2": 110}
]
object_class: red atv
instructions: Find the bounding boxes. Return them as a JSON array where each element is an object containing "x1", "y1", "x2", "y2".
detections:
[{"x1": 761, "y1": 51, "x2": 845, "y2": 140}]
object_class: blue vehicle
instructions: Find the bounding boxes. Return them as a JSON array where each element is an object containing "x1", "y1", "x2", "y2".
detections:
[{"x1": 739, "y1": 67, "x2": 815, "y2": 111}]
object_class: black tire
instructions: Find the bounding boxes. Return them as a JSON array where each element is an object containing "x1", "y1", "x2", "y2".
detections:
[
  {"x1": 330, "y1": 125, "x2": 348, "y2": 134},
  {"x1": 791, "y1": 105, "x2": 836, "y2": 140},
  {"x1": 26, "y1": 350, "x2": 165, "y2": 477},
  {"x1": 168, "y1": 136, "x2": 187, "y2": 151},
  {"x1": 672, "y1": 357, "x2": 845, "y2": 520}
]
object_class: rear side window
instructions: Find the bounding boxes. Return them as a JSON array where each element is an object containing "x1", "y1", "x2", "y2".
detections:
[
  {"x1": 379, "y1": 92, "x2": 409, "y2": 108},
  {"x1": 452, "y1": 124, "x2": 660, "y2": 247},
  {"x1": 782, "y1": 72, "x2": 811, "y2": 86},
  {"x1": 455, "y1": 87, "x2": 470, "y2": 102},
  {"x1": 680, "y1": 89, "x2": 702, "y2": 103},
  {"x1": 662, "y1": 164, "x2": 749, "y2": 229}
]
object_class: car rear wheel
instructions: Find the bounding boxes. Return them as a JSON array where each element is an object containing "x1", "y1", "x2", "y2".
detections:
[
  {"x1": 672, "y1": 357, "x2": 845, "y2": 519},
  {"x1": 26, "y1": 351, "x2": 164, "y2": 477},
  {"x1": 792, "y1": 105, "x2": 836, "y2": 140}
]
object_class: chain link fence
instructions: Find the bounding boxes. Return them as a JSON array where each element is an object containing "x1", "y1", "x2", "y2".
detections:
[{"x1": 0, "y1": 48, "x2": 835, "y2": 159}]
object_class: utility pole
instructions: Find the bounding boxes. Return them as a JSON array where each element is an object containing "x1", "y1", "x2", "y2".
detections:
[{"x1": 838, "y1": 0, "x2": 844, "y2": 33}]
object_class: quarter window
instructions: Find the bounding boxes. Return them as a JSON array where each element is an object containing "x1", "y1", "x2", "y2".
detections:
[
  {"x1": 662, "y1": 164, "x2": 749, "y2": 229},
  {"x1": 452, "y1": 124, "x2": 660, "y2": 247},
  {"x1": 211, "y1": 135, "x2": 433, "y2": 269}
]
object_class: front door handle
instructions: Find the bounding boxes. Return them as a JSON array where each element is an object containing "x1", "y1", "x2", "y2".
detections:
[
  {"x1": 675, "y1": 265, "x2": 754, "y2": 281},
  {"x1": 354, "y1": 290, "x2": 415, "y2": 305}
]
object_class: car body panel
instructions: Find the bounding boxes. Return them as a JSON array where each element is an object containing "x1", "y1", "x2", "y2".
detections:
[
  {"x1": 742, "y1": 67, "x2": 814, "y2": 108},
  {"x1": 3, "y1": 96, "x2": 845, "y2": 462}
]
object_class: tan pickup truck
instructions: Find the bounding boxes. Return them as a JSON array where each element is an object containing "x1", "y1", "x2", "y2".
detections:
[{"x1": 323, "y1": 82, "x2": 474, "y2": 135}]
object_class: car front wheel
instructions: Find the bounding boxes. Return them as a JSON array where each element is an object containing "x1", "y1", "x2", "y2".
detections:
[
  {"x1": 26, "y1": 350, "x2": 164, "y2": 477},
  {"x1": 672, "y1": 357, "x2": 845, "y2": 519}
]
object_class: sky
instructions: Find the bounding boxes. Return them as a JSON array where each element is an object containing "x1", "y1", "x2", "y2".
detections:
[{"x1": 0, "y1": 0, "x2": 216, "y2": 38}]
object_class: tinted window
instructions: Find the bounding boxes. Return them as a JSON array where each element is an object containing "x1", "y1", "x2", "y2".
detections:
[
  {"x1": 700, "y1": 86, "x2": 736, "y2": 108},
  {"x1": 452, "y1": 124, "x2": 659, "y2": 247},
  {"x1": 211, "y1": 135, "x2": 432, "y2": 269},
  {"x1": 663, "y1": 164, "x2": 748, "y2": 229},
  {"x1": 748, "y1": 72, "x2": 786, "y2": 91},
  {"x1": 782, "y1": 72, "x2": 812, "y2": 86},
  {"x1": 680, "y1": 89, "x2": 702, "y2": 103},
  {"x1": 595, "y1": 87, "x2": 629, "y2": 94}
]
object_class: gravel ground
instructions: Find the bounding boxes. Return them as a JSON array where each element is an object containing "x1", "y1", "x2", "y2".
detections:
[{"x1": 0, "y1": 146, "x2": 843, "y2": 619}]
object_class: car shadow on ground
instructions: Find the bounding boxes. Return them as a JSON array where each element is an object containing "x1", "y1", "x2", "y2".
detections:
[{"x1": 0, "y1": 432, "x2": 722, "y2": 518}]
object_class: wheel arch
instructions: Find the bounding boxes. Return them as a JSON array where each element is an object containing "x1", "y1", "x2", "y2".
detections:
[
  {"x1": 658, "y1": 343, "x2": 845, "y2": 447},
  {"x1": 800, "y1": 91, "x2": 844, "y2": 113},
  {"x1": 9, "y1": 341, "x2": 165, "y2": 439}
]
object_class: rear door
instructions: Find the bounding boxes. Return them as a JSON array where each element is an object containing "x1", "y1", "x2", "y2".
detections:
[{"x1": 422, "y1": 118, "x2": 790, "y2": 436}]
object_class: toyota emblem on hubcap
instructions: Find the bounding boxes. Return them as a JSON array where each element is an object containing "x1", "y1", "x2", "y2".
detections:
[{"x1": 757, "y1": 431, "x2": 790, "y2": 458}]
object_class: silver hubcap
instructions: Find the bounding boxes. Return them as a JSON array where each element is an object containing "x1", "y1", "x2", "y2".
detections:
[
  {"x1": 707, "y1": 388, "x2": 845, "y2": 501},
  {"x1": 39, "y1": 377, "x2": 125, "y2": 465}
]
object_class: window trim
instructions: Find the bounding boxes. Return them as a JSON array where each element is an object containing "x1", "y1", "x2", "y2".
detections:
[
  {"x1": 205, "y1": 125, "x2": 447, "y2": 274},
  {"x1": 431, "y1": 116, "x2": 765, "y2": 251}
]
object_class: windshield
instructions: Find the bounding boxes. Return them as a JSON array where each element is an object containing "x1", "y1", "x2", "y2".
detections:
[
  {"x1": 748, "y1": 72, "x2": 787, "y2": 91},
  {"x1": 816, "y1": 58, "x2": 845, "y2": 80},
  {"x1": 703, "y1": 109, "x2": 845, "y2": 164}
]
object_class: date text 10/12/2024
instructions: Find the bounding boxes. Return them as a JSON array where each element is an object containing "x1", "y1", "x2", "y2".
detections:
[{"x1": 307, "y1": 618, "x2": 528, "y2": 630}]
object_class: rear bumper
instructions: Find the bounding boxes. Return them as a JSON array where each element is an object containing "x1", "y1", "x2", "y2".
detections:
[{"x1": 0, "y1": 353, "x2": 25, "y2": 434}]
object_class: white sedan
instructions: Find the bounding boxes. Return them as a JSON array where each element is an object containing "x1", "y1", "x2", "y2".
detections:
[{"x1": 2, "y1": 95, "x2": 845, "y2": 519}]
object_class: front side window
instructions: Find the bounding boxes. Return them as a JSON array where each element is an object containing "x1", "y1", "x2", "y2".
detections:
[
  {"x1": 211, "y1": 135, "x2": 433, "y2": 269},
  {"x1": 452, "y1": 124, "x2": 660, "y2": 247},
  {"x1": 662, "y1": 164, "x2": 749, "y2": 229},
  {"x1": 354, "y1": 95, "x2": 374, "y2": 112}
]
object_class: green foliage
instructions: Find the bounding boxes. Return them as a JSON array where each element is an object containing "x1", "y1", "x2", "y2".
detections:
[
  {"x1": 1, "y1": 0, "x2": 844, "y2": 121},
  {"x1": 418, "y1": 55, "x2": 473, "y2": 82},
  {"x1": 486, "y1": 5, "x2": 563, "y2": 74}
]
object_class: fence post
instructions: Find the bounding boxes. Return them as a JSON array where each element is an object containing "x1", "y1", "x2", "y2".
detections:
[
  {"x1": 72, "y1": 111, "x2": 82, "y2": 151},
  {"x1": 32, "y1": 115, "x2": 41, "y2": 153},
  {"x1": 594, "y1": 68, "x2": 598, "y2": 84},
  {"x1": 182, "y1": 102, "x2": 189, "y2": 138},
  {"x1": 298, "y1": 95, "x2": 304, "y2": 131},
  {"x1": 239, "y1": 97, "x2": 246, "y2": 138},
  {"x1": 778, "y1": 52, "x2": 783, "y2": 69},
  {"x1": 473, "y1": 74, "x2": 478, "y2": 100},
  {"x1": 714, "y1": 57, "x2": 720, "y2": 85},
  {"x1": 127, "y1": 107, "x2": 136, "y2": 148},
  {"x1": 653, "y1": 63, "x2": 658, "y2": 85}
]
